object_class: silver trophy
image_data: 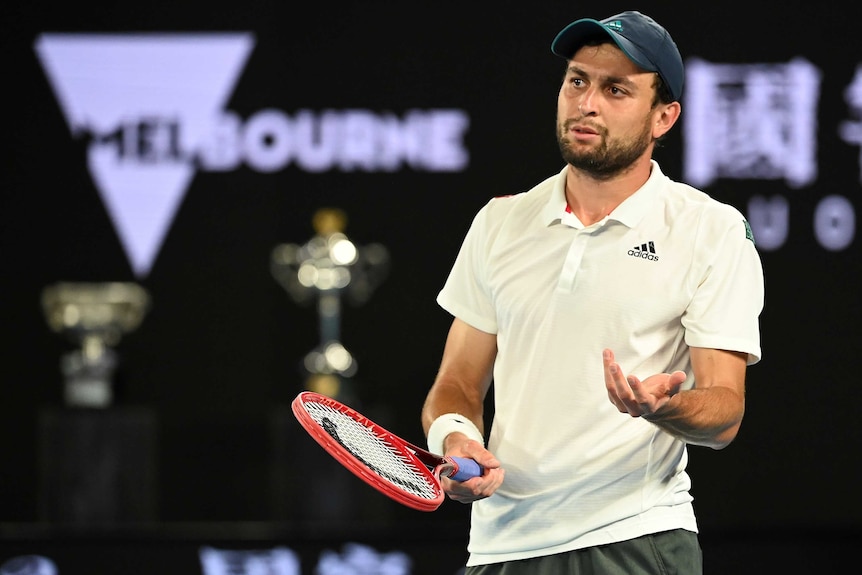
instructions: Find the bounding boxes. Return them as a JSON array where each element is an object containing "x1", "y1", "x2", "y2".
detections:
[
  {"x1": 272, "y1": 208, "x2": 388, "y2": 401},
  {"x1": 42, "y1": 282, "x2": 151, "y2": 408}
]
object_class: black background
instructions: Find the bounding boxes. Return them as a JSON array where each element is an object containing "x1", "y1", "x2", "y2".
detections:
[{"x1": 2, "y1": 0, "x2": 861, "y2": 573}]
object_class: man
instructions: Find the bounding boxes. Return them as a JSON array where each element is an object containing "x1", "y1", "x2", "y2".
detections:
[{"x1": 421, "y1": 11, "x2": 764, "y2": 574}]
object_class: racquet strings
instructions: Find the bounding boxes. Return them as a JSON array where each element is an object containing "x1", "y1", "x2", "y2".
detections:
[{"x1": 303, "y1": 400, "x2": 440, "y2": 501}]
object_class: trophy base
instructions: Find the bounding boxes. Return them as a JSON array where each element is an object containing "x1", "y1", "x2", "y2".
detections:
[
  {"x1": 269, "y1": 403, "x2": 360, "y2": 521},
  {"x1": 269, "y1": 403, "x2": 401, "y2": 523},
  {"x1": 38, "y1": 406, "x2": 158, "y2": 527},
  {"x1": 64, "y1": 378, "x2": 113, "y2": 407}
]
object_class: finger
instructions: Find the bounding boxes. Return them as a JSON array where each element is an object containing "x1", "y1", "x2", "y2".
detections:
[
  {"x1": 602, "y1": 348, "x2": 615, "y2": 374},
  {"x1": 607, "y1": 388, "x2": 626, "y2": 412},
  {"x1": 611, "y1": 364, "x2": 635, "y2": 398},
  {"x1": 445, "y1": 468, "x2": 503, "y2": 502},
  {"x1": 605, "y1": 357, "x2": 629, "y2": 391},
  {"x1": 626, "y1": 374, "x2": 647, "y2": 400},
  {"x1": 620, "y1": 375, "x2": 648, "y2": 415},
  {"x1": 608, "y1": 364, "x2": 638, "y2": 413},
  {"x1": 669, "y1": 370, "x2": 687, "y2": 391},
  {"x1": 603, "y1": 350, "x2": 633, "y2": 408}
]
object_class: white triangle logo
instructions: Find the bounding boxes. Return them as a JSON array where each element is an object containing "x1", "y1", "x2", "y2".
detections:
[{"x1": 34, "y1": 33, "x2": 255, "y2": 277}]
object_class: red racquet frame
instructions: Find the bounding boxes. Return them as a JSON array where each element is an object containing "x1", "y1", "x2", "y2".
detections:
[{"x1": 291, "y1": 390, "x2": 481, "y2": 511}]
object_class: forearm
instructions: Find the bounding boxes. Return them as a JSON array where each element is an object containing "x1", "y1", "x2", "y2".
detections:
[
  {"x1": 646, "y1": 386, "x2": 745, "y2": 449},
  {"x1": 421, "y1": 378, "x2": 487, "y2": 437},
  {"x1": 423, "y1": 317, "x2": 497, "y2": 455}
]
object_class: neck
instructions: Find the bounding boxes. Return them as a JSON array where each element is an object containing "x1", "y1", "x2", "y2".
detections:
[{"x1": 565, "y1": 158, "x2": 653, "y2": 226}]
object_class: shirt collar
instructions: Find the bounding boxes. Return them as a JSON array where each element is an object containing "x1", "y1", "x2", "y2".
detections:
[{"x1": 543, "y1": 160, "x2": 664, "y2": 229}]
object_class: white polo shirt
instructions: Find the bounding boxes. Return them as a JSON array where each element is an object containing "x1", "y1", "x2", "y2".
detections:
[{"x1": 437, "y1": 161, "x2": 764, "y2": 566}]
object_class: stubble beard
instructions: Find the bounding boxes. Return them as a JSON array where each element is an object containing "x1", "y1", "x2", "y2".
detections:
[{"x1": 557, "y1": 117, "x2": 653, "y2": 180}]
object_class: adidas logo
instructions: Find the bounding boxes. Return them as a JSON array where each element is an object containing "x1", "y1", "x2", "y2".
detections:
[
  {"x1": 605, "y1": 21, "x2": 624, "y2": 32},
  {"x1": 627, "y1": 241, "x2": 659, "y2": 261}
]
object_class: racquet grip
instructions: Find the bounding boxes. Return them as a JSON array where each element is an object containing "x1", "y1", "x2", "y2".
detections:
[{"x1": 447, "y1": 456, "x2": 483, "y2": 481}]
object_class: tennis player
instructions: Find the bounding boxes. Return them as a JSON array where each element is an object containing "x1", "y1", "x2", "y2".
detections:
[{"x1": 421, "y1": 11, "x2": 764, "y2": 574}]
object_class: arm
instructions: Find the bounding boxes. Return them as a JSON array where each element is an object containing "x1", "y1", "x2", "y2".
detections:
[
  {"x1": 422, "y1": 317, "x2": 504, "y2": 501},
  {"x1": 422, "y1": 317, "x2": 496, "y2": 436},
  {"x1": 603, "y1": 346, "x2": 747, "y2": 450}
]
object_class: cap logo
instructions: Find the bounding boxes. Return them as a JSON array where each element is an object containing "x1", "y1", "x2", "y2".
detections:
[{"x1": 605, "y1": 20, "x2": 624, "y2": 32}]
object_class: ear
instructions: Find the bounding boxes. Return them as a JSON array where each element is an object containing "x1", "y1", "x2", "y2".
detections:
[{"x1": 652, "y1": 101, "x2": 681, "y2": 139}]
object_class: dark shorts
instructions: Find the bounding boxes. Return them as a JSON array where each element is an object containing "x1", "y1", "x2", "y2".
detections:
[{"x1": 464, "y1": 529, "x2": 702, "y2": 575}]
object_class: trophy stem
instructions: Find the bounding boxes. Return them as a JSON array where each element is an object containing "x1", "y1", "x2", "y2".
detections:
[
  {"x1": 318, "y1": 291, "x2": 342, "y2": 344},
  {"x1": 60, "y1": 344, "x2": 117, "y2": 408}
]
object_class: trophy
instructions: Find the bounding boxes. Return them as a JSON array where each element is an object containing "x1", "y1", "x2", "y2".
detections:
[
  {"x1": 271, "y1": 208, "x2": 388, "y2": 402},
  {"x1": 42, "y1": 282, "x2": 151, "y2": 408}
]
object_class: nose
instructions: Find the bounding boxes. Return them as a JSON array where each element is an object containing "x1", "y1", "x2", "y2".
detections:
[{"x1": 579, "y1": 90, "x2": 596, "y2": 116}]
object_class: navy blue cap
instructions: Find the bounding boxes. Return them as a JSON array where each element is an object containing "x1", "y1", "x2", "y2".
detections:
[{"x1": 551, "y1": 11, "x2": 684, "y2": 102}]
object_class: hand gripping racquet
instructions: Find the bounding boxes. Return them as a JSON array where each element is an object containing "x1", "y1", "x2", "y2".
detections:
[{"x1": 291, "y1": 391, "x2": 483, "y2": 511}]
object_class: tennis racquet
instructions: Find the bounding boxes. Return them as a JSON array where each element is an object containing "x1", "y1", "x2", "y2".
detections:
[{"x1": 291, "y1": 390, "x2": 483, "y2": 511}]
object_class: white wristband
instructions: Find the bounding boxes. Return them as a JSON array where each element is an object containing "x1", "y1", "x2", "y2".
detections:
[{"x1": 427, "y1": 413, "x2": 484, "y2": 455}]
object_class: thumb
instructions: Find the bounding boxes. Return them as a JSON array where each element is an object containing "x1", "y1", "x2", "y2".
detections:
[{"x1": 669, "y1": 370, "x2": 687, "y2": 392}]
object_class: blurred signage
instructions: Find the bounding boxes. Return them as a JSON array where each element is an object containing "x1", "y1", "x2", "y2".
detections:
[
  {"x1": 684, "y1": 57, "x2": 861, "y2": 252},
  {"x1": 34, "y1": 33, "x2": 470, "y2": 278}
]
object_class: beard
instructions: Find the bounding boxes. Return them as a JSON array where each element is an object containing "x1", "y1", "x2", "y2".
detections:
[{"x1": 557, "y1": 116, "x2": 653, "y2": 180}]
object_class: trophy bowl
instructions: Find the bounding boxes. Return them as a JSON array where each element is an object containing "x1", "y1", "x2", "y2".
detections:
[
  {"x1": 42, "y1": 282, "x2": 150, "y2": 345},
  {"x1": 42, "y1": 282, "x2": 151, "y2": 407}
]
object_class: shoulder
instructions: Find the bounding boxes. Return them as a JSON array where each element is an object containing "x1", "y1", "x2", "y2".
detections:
[
  {"x1": 657, "y1": 178, "x2": 755, "y2": 251},
  {"x1": 662, "y1": 177, "x2": 747, "y2": 226},
  {"x1": 481, "y1": 168, "x2": 562, "y2": 219}
]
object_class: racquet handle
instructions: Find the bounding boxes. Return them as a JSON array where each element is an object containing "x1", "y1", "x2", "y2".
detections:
[{"x1": 445, "y1": 456, "x2": 483, "y2": 482}]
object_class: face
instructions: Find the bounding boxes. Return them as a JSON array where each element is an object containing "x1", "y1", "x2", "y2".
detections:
[{"x1": 556, "y1": 42, "x2": 666, "y2": 179}]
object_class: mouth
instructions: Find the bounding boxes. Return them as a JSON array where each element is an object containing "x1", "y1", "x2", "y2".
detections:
[
  {"x1": 565, "y1": 122, "x2": 601, "y2": 143},
  {"x1": 569, "y1": 123, "x2": 598, "y2": 136}
]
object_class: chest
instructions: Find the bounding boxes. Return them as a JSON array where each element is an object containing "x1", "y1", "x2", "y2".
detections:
[{"x1": 484, "y1": 221, "x2": 695, "y2": 332}]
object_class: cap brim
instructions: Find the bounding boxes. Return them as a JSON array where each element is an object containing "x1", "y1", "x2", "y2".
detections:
[{"x1": 551, "y1": 19, "x2": 658, "y2": 74}]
